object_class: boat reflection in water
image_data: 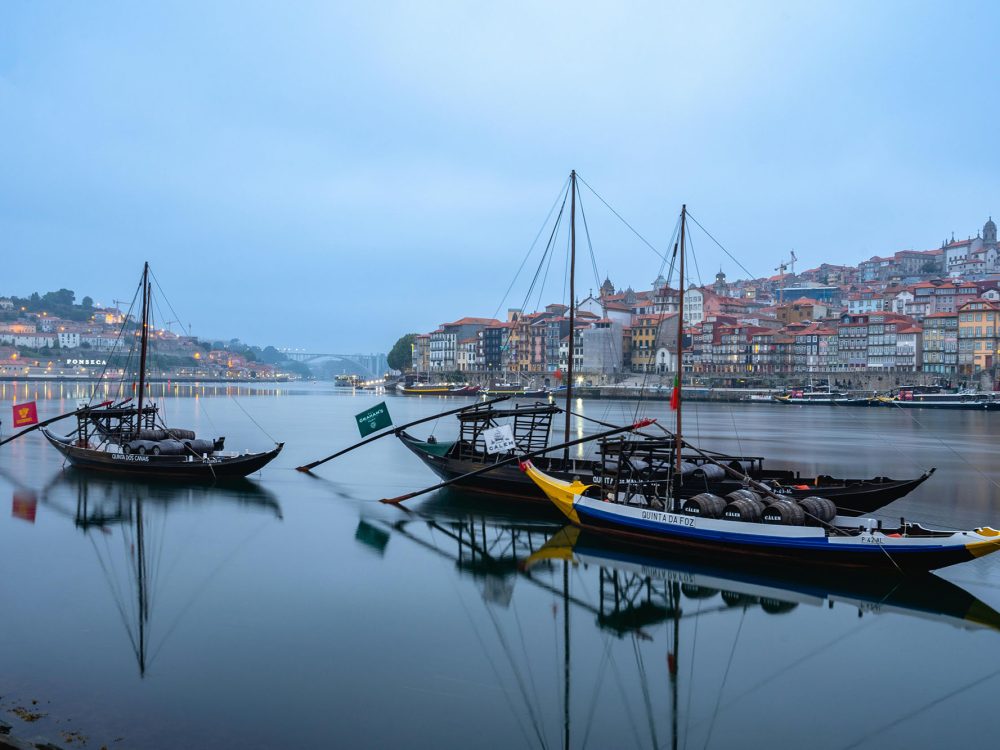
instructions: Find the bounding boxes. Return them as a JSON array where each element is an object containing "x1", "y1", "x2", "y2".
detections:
[
  {"x1": 360, "y1": 489, "x2": 1000, "y2": 749},
  {"x1": 45, "y1": 469, "x2": 285, "y2": 524},
  {"x1": 40, "y1": 471, "x2": 283, "y2": 677},
  {"x1": 370, "y1": 488, "x2": 1000, "y2": 635},
  {"x1": 535, "y1": 527, "x2": 1000, "y2": 635}
]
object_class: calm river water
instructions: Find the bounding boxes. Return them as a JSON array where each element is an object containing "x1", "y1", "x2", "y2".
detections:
[{"x1": 2, "y1": 382, "x2": 1000, "y2": 749}]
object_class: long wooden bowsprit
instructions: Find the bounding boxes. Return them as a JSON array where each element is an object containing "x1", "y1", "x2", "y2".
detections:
[
  {"x1": 380, "y1": 418, "x2": 656, "y2": 505},
  {"x1": 295, "y1": 395, "x2": 512, "y2": 473}
]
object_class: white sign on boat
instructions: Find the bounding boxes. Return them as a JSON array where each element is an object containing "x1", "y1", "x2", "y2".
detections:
[{"x1": 483, "y1": 424, "x2": 517, "y2": 454}]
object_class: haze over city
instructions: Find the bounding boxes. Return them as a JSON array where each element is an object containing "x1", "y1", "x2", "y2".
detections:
[{"x1": 2, "y1": 1, "x2": 998, "y2": 351}]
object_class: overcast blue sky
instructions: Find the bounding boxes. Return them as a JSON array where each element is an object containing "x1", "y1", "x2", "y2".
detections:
[{"x1": 2, "y1": 1, "x2": 998, "y2": 352}]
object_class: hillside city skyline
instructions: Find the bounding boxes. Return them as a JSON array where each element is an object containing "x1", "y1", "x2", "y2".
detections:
[{"x1": 404, "y1": 215, "x2": 1000, "y2": 386}]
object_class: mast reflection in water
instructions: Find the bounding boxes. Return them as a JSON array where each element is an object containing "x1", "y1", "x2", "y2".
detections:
[
  {"x1": 362, "y1": 489, "x2": 1000, "y2": 750},
  {"x1": 42, "y1": 472, "x2": 283, "y2": 678},
  {"x1": 5, "y1": 391, "x2": 1000, "y2": 749}
]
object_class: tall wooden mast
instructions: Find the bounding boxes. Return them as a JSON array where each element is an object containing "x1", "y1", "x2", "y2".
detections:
[
  {"x1": 673, "y1": 206, "x2": 687, "y2": 507},
  {"x1": 564, "y1": 171, "x2": 577, "y2": 462},
  {"x1": 136, "y1": 262, "x2": 150, "y2": 432}
]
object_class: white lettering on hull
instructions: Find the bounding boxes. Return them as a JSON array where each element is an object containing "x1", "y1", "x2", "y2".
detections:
[{"x1": 639, "y1": 509, "x2": 696, "y2": 527}]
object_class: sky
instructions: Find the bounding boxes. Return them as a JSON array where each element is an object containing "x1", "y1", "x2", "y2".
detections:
[{"x1": 2, "y1": 1, "x2": 999, "y2": 353}]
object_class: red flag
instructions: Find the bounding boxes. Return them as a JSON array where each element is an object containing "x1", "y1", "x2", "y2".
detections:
[
  {"x1": 12, "y1": 401, "x2": 38, "y2": 428},
  {"x1": 553, "y1": 369, "x2": 563, "y2": 381},
  {"x1": 669, "y1": 376, "x2": 680, "y2": 410},
  {"x1": 12, "y1": 490, "x2": 37, "y2": 524}
]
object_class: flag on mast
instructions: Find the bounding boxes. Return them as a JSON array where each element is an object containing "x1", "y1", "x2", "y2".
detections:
[{"x1": 669, "y1": 376, "x2": 680, "y2": 411}]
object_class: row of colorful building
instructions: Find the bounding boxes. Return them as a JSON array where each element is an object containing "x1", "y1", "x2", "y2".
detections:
[
  {"x1": 0, "y1": 305, "x2": 282, "y2": 379},
  {"x1": 410, "y1": 217, "x2": 1000, "y2": 378}
]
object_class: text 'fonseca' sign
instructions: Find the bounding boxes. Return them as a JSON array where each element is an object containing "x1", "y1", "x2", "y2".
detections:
[{"x1": 65, "y1": 359, "x2": 108, "y2": 366}]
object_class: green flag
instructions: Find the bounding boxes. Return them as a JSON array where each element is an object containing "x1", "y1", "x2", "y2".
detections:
[{"x1": 355, "y1": 401, "x2": 393, "y2": 437}]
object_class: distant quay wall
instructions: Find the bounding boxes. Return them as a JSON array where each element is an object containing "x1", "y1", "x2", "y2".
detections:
[
  {"x1": 457, "y1": 370, "x2": 989, "y2": 392},
  {"x1": 0, "y1": 375, "x2": 292, "y2": 383}
]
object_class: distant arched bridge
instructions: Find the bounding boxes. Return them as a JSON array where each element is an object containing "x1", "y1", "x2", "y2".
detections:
[{"x1": 279, "y1": 351, "x2": 389, "y2": 378}]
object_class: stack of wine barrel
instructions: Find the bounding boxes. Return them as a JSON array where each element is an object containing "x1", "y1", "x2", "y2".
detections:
[{"x1": 681, "y1": 488, "x2": 837, "y2": 526}]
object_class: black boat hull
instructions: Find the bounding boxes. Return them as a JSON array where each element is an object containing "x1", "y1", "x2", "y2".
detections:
[
  {"x1": 397, "y1": 431, "x2": 933, "y2": 516},
  {"x1": 42, "y1": 431, "x2": 283, "y2": 481}
]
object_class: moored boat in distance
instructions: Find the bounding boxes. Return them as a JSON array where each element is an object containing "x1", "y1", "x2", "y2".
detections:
[
  {"x1": 396, "y1": 382, "x2": 452, "y2": 395},
  {"x1": 481, "y1": 382, "x2": 549, "y2": 398},
  {"x1": 449, "y1": 384, "x2": 482, "y2": 395},
  {"x1": 878, "y1": 388, "x2": 1000, "y2": 410},
  {"x1": 772, "y1": 386, "x2": 851, "y2": 405}
]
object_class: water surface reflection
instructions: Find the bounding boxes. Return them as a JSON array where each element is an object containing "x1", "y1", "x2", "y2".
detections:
[
  {"x1": 364, "y1": 488, "x2": 1000, "y2": 750},
  {"x1": 3, "y1": 391, "x2": 1000, "y2": 748}
]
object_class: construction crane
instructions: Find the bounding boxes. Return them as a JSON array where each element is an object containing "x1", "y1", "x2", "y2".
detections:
[{"x1": 775, "y1": 251, "x2": 797, "y2": 304}]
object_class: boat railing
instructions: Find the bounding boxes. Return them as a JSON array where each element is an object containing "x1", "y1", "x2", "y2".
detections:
[{"x1": 455, "y1": 401, "x2": 558, "y2": 461}]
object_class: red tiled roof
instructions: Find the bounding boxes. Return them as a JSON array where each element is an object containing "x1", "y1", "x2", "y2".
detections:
[{"x1": 444, "y1": 317, "x2": 503, "y2": 327}]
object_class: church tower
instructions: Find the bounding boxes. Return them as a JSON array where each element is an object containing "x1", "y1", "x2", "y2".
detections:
[
  {"x1": 714, "y1": 269, "x2": 727, "y2": 296},
  {"x1": 599, "y1": 277, "x2": 615, "y2": 297},
  {"x1": 984, "y1": 216, "x2": 997, "y2": 248}
]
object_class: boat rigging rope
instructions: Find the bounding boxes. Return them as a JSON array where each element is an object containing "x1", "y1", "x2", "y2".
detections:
[
  {"x1": 685, "y1": 211, "x2": 761, "y2": 283},
  {"x1": 497, "y1": 184, "x2": 570, "y2": 372},
  {"x1": 576, "y1": 175, "x2": 669, "y2": 263},
  {"x1": 491, "y1": 176, "x2": 571, "y2": 322},
  {"x1": 729, "y1": 409, "x2": 745, "y2": 468},
  {"x1": 631, "y1": 633, "x2": 660, "y2": 750},
  {"x1": 883, "y1": 400, "x2": 1000, "y2": 493},
  {"x1": 508, "y1": 589, "x2": 546, "y2": 728},
  {"x1": 682, "y1": 597, "x2": 704, "y2": 750},
  {"x1": 575, "y1": 190, "x2": 608, "y2": 305},
  {"x1": 580, "y1": 632, "x2": 619, "y2": 750},
  {"x1": 560, "y1": 212, "x2": 572, "y2": 312},
  {"x1": 147, "y1": 516, "x2": 273, "y2": 669},
  {"x1": 229, "y1": 396, "x2": 278, "y2": 444},
  {"x1": 448, "y1": 562, "x2": 548, "y2": 750},
  {"x1": 86, "y1": 277, "x2": 142, "y2": 406},
  {"x1": 838, "y1": 664, "x2": 1000, "y2": 750},
  {"x1": 148, "y1": 268, "x2": 194, "y2": 340},
  {"x1": 604, "y1": 630, "x2": 646, "y2": 749},
  {"x1": 702, "y1": 606, "x2": 747, "y2": 750},
  {"x1": 687, "y1": 230, "x2": 704, "y2": 289},
  {"x1": 691, "y1": 618, "x2": 877, "y2": 736},
  {"x1": 574, "y1": 188, "x2": 637, "y2": 433},
  {"x1": 532, "y1": 221, "x2": 560, "y2": 315},
  {"x1": 89, "y1": 530, "x2": 142, "y2": 663}
]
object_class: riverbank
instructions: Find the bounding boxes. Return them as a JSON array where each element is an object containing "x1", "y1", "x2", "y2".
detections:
[
  {"x1": 0, "y1": 375, "x2": 293, "y2": 384},
  {"x1": 570, "y1": 385, "x2": 779, "y2": 401}
]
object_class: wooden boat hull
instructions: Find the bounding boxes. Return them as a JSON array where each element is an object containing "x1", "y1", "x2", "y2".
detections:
[
  {"x1": 521, "y1": 461, "x2": 1000, "y2": 573},
  {"x1": 396, "y1": 431, "x2": 933, "y2": 515},
  {"x1": 42, "y1": 430, "x2": 283, "y2": 481}
]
